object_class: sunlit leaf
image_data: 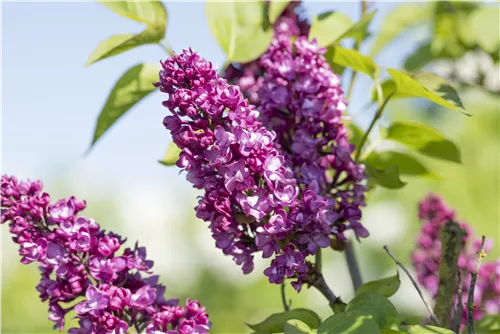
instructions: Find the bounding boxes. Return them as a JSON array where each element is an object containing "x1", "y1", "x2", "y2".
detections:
[
  {"x1": 356, "y1": 271, "x2": 401, "y2": 298},
  {"x1": 89, "y1": 63, "x2": 159, "y2": 149},
  {"x1": 365, "y1": 165, "x2": 406, "y2": 189},
  {"x1": 247, "y1": 309, "x2": 321, "y2": 333},
  {"x1": 158, "y1": 142, "x2": 181, "y2": 166},
  {"x1": 371, "y1": 79, "x2": 413, "y2": 102},
  {"x1": 370, "y1": 4, "x2": 430, "y2": 56},
  {"x1": 386, "y1": 69, "x2": 469, "y2": 115},
  {"x1": 283, "y1": 319, "x2": 312, "y2": 334},
  {"x1": 386, "y1": 122, "x2": 461, "y2": 163},
  {"x1": 87, "y1": 1, "x2": 167, "y2": 66},
  {"x1": 339, "y1": 11, "x2": 376, "y2": 43},
  {"x1": 469, "y1": 6, "x2": 500, "y2": 53},
  {"x1": 328, "y1": 46, "x2": 378, "y2": 78},
  {"x1": 364, "y1": 151, "x2": 438, "y2": 178},
  {"x1": 347, "y1": 122, "x2": 364, "y2": 148},
  {"x1": 268, "y1": 1, "x2": 290, "y2": 24},
  {"x1": 397, "y1": 325, "x2": 456, "y2": 334},
  {"x1": 206, "y1": 1, "x2": 273, "y2": 63},
  {"x1": 318, "y1": 310, "x2": 380, "y2": 334},
  {"x1": 309, "y1": 11, "x2": 353, "y2": 47},
  {"x1": 345, "y1": 292, "x2": 399, "y2": 329}
]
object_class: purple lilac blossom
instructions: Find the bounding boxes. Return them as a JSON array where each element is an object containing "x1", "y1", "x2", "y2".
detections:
[
  {"x1": 157, "y1": 44, "x2": 367, "y2": 290},
  {"x1": 412, "y1": 193, "x2": 500, "y2": 327},
  {"x1": 223, "y1": 1, "x2": 310, "y2": 105},
  {"x1": 1, "y1": 175, "x2": 210, "y2": 334}
]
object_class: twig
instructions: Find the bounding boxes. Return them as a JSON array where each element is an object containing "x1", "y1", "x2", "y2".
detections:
[
  {"x1": 383, "y1": 245, "x2": 440, "y2": 326},
  {"x1": 344, "y1": 239, "x2": 363, "y2": 291},
  {"x1": 435, "y1": 221, "x2": 464, "y2": 328},
  {"x1": 312, "y1": 273, "x2": 339, "y2": 311},
  {"x1": 467, "y1": 236, "x2": 487, "y2": 334},
  {"x1": 280, "y1": 283, "x2": 290, "y2": 312}
]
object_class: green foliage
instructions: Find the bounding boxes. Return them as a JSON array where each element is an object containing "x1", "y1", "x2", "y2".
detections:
[
  {"x1": 364, "y1": 151, "x2": 437, "y2": 178},
  {"x1": 247, "y1": 309, "x2": 321, "y2": 333},
  {"x1": 89, "y1": 63, "x2": 159, "y2": 148},
  {"x1": 370, "y1": 4, "x2": 431, "y2": 56},
  {"x1": 471, "y1": 314, "x2": 500, "y2": 334},
  {"x1": 371, "y1": 79, "x2": 413, "y2": 102},
  {"x1": 86, "y1": 1, "x2": 167, "y2": 66},
  {"x1": 346, "y1": 122, "x2": 364, "y2": 148},
  {"x1": 327, "y1": 46, "x2": 378, "y2": 78},
  {"x1": 365, "y1": 165, "x2": 406, "y2": 189},
  {"x1": 345, "y1": 292, "x2": 399, "y2": 329},
  {"x1": 158, "y1": 142, "x2": 181, "y2": 166},
  {"x1": 469, "y1": 6, "x2": 500, "y2": 53},
  {"x1": 397, "y1": 325, "x2": 456, "y2": 334},
  {"x1": 268, "y1": 1, "x2": 290, "y2": 24},
  {"x1": 318, "y1": 310, "x2": 380, "y2": 334},
  {"x1": 386, "y1": 69, "x2": 469, "y2": 115},
  {"x1": 403, "y1": 43, "x2": 433, "y2": 72},
  {"x1": 355, "y1": 271, "x2": 401, "y2": 298},
  {"x1": 205, "y1": 1, "x2": 272, "y2": 63},
  {"x1": 341, "y1": 11, "x2": 376, "y2": 43},
  {"x1": 385, "y1": 122, "x2": 461, "y2": 163},
  {"x1": 283, "y1": 319, "x2": 313, "y2": 334},
  {"x1": 309, "y1": 11, "x2": 352, "y2": 47}
]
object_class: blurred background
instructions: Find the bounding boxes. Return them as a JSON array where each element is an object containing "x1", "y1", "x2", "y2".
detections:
[{"x1": 1, "y1": 1, "x2": 498, "y2": 333}]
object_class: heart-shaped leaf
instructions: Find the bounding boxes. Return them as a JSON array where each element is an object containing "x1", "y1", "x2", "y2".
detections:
[
  {"x1": 364, "y1": 151, "x2": 438, "y2": 178},
  {"x1": 356, "y1": 271, "x2": 401, "y2": 298},
  {"x1": 385, "y1": 122, "x2": 461, "y2": 163},
  {"x1": 247, "y1": 309, "x2": 321, "y2": 333},
  {"x1": 345, "y1": 292, "x2": 399, "y2": 329},
  {"x1": 89, "y1": 63, "x2": 159, "y2": 149},
  {"x1": 206, "y1": 1, "x2": 273, "y2": 63},
  {"x1": 386, "y1": 69, "x2": 469, "y2": 115},
  {"x1": 365, "y1": 165, "x2": 406, "y2": 189},
  {"x1": 283, "y1": 319, "x2": 312, "y2": 334},
  {"x1": 318, "y1": 310, "x2": 380, "y2": 334},
  {"x1": 309, "y1": 11, "x2": 353, "y2": 47},
  {"x1": 328, "y1": 46, "x2": 378, "y2": 78}
]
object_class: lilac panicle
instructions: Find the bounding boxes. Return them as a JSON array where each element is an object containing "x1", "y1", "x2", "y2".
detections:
[
  {"x1": 412, "y1": 193, "x2": 500, "y2": 327},
  {"x1": 1, "y1": 175, "x2": 210, "y2": 334},
  {"x1": 157, "y1": 44, "x2": 367, "y2": 290}
]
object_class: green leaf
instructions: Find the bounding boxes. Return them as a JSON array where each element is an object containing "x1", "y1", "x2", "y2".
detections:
[
  {"x1": 474, "y1": 315, "x2": 500, "y2": 333},
  {"x1": 99, "y1": 1, "x2": 167, "y2": 25},
  {"x1": 347, "y1": 122, "x2": 364, "y2": 149},
  {"x1": 87, "y1": 1, "x2": 167, "y2": 66},
  {"x1": 309, "y1": 11, "x2": 353, "y2": 47},
  {"x1": 339, "y1": 11, "x2": 377, "y2": 43},
  {"x1": 356, "y1": 271, "x2": 401, "y2": 298},
  {"x1": 158, "y1": 143, "x2": 181, "y2": 166},
  {"x1": 404, "y1": 43, "x2": 433, "y2": 72},
  {"x1": 371, "y1": 79, "x2": 413, "y2": 102},
  {"x1": 284, "y1": 320, "x2": 312, "y2": 334},
  {"x1": 386, "y1": 69, "x2": 469, "y2": 115},
  {"x1": 327, "y1": 46, "x2": 378, "y2": 78},
  {"x1": 318, "y1": 311, "x2": 380, "y2": 334},
  {"x1": 364, "y1": 151, "x2": 438, "y2": 178},
  {"x1": 205, "y1": 1, "x2": 273, "y2": 63},
  {"x1": 397, "y1": 325, "x2": 456, "y2": 334},
  {"x1": 247, "y1": 309, "x2": 322, "y2": 333},
  {"x1": 370, "y1": 4, "x2": 430, "y2": 56},
  {"x1": 386, "y1": 122, "x2": 461, "y2": 163},
  {"x1": 268, "y1": 1, "x2": 290, "y2": 24},
  {"x1": 345, "y1": 292, "x2": 399, "y2": 329},
  {"x1": 381, "y1": 330, "x2": 404, "y2": 334},
  {"x1": 333, "y1": 300, "x2": 347, "y2": 314},
  {"x1": 89, "y1": 63, "x2": 159, "y2": 148},
  {"x1": 365, "y1": 165, "x2": 406, "y2": 189},
  {"x1": 469, "y1": 6, "x2": 500, "y2": 53}
]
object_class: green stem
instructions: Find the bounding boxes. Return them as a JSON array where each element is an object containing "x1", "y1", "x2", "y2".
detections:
[
  {"x1": 344, "y1": 239, "x2": 362, "y2": 291},
  {"x1": 316, "y1": 248, "x2": 322, "y2": 274},
  {"x1": 280, "y1": 283, "x2": 290, "y2": 312},
  {"x1": 158, "y1": 40, "x2": 174, "y2": 57},
  {"x1": 434, "y1": 221, "x2": 465, "y2": 329},
  {"x1": 354, "y1": 92, "x2": 395, "y2": 162},
  {"x1": 467, "y1": 236, "x2": 487, "y2": 334}
]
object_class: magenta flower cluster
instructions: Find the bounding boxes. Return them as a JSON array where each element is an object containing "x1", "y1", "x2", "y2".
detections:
[
  {"x1": 1, "y1": 175, "x2": 210, "y2": 334},
  {"x1": 157, "y1": 42, "x2": 367, "y2": 290},
  {"x1": 412, "y1": 194, "x2": 500, "y2": 326},
  {"x1": 223, "y1": 1, "x2": 309, "y2": 105}
]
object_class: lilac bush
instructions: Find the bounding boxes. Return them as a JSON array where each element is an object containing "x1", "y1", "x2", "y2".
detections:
[{"x1": 1, "y1": 175, "x2": 210, "y2": 334}]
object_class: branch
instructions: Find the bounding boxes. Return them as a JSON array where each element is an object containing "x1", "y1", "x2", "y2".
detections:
[
  {"x1": 281, "y1": 283, "x2": 290, "y2": 312},
  {"x1": 383, "y1": 245, "x2": 440, "y2": 326},
  {"x1": 312, "y1": 273, "x2": 339, "y2": 310},
  {"x1": 435, "y1": 221, "x2": 464, "y2": 328},
  {"x1": 467, "y1": 236, "x2": 487, "y2": 334},
  {"x1": 344, "y1": 239, "x2": 363, "y2": 291}
]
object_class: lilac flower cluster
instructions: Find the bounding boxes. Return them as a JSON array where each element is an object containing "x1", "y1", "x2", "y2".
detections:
[
  {"x1": 223, "y1": 1, "x2": 309, "y2": 105},
  {"x1": 157, "y1": 46, "x2": 367, "y2": 290},
  {"x1": 258, "y1": 36, "x2": 368, "y2": 240},
  {"x1": 1, "y1": 175, "x2": 210, "y2": 334},
  {"x1": 412, "y1": 193, "x2": 500, "y2": 326}
]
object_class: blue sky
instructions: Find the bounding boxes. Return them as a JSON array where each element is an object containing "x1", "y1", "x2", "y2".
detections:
[{"x1": 2, "y1": 2, "x2": 402, "y2": 191}]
